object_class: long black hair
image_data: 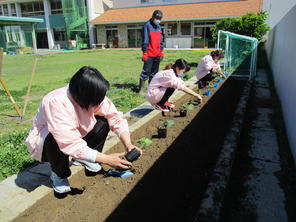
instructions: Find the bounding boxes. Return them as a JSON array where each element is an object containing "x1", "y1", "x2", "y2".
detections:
[
  {"x1": 164, "y1": 58, "x2": 191, "y2": 73},
  {"x1": 69, "y1": 66, "x2": 109, "y2": 110}
]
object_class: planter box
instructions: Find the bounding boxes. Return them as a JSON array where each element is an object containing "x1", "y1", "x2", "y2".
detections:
[{"x1": 14, "y1": 77, "x2": 248, "y2": 222}]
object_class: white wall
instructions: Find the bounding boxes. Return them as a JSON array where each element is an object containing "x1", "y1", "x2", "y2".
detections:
[
  {"x1": 265, "y1": 5, "x2": 296, "y2": 162},
  {"x1": 113, "y1": 0, "x2": 241, "y2": 8},
  {"x1": 87, "y1": 0, "x2": 113, "y2": 45},
  {"x1": 262, "y1": 0, "x2": 296, "y2": 28}
]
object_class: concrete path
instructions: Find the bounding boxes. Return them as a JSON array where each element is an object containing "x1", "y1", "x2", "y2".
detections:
[
  {"x1": 242, "y1": 69, "x2": 288, "y2": 221},
  {"x1": 220, "y1": 69, "x2": 293, "y2": 221}
]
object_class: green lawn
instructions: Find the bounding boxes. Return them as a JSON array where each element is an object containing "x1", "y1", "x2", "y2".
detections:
[{"x1": 0, "y1": 49, "x2": 208, "y2": 180}]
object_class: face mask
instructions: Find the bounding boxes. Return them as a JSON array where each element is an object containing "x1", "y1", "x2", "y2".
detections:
[
  {"x1": 177, "y1": 73, "x2": 185, "y2": 78},
  {"x1": 153, "y1": 19, "x2": 161, "y2": 25}
]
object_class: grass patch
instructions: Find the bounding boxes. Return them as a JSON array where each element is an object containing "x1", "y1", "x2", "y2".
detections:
[
  {"x1": 0, "y1": 129, "x2": 36, "y2": 180},
  {"x1": 0, "y1": 49, "x2": 208, "y2": 180}
]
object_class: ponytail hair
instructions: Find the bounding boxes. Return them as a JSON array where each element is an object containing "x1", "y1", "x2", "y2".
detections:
[{"x1": 163, "y1": 63, "x2": 173, "y2": 70}]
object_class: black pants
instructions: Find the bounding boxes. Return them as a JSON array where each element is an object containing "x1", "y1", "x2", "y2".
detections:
[
  {"x1": 201, "y1": 73, "x2": 216, "y2": 82},
  {"x1": 140, "y1": 56, "x2": 161, "y2": 83},
  {"x1": 157, "y1": 88, "x2": 175, "y2": 106},
  {"x1": 198, "y1": 73, "x2": 216, "y2": 88},
  {"x1": 42, "y1": 116, "x2": 110, "y2": 179}
]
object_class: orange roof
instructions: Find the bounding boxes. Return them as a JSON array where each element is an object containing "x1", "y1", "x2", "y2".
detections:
[{"x1": 90, "y1": 0, "x2": 262, "y2": 24}]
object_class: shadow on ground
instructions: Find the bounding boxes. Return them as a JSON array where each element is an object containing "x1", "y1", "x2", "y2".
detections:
[{"x1": 112, "y1": 83, "x2": 138, "y2": 93}]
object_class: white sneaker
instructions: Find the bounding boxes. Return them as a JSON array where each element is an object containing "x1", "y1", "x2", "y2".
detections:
[
  {"x1": 50, "y1": 171, "x2": 71, "y2": 194},
  {"x1": 71, "y1": 158, "x2": 102, "y2": 172}
]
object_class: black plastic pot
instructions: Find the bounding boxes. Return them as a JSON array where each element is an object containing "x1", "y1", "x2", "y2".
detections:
[
  {"x1": 157, "y1": 128, "x2": 167, "y2": 138},
  {"x1": 179, "y1": 109, "x2": 187, "y2": 117}
]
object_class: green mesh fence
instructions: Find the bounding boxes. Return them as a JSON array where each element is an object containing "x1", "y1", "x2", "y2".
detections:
[
  {"x1": 61, "y1": 0, "x2": 89, "y2": 49},
  {"x1": 218, "y1": 30, "x2": 258, "y2": 79}
]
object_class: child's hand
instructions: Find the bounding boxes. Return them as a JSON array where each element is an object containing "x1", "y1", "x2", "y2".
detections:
[{"x1": 196, "y1": 94, "x2": 203, "y2": 102}]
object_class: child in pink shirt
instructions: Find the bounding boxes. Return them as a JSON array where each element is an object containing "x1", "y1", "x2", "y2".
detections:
[
  {"x1": 25, "y1": 66, "x2": 141, "y2": 194},
  {"x1": 197, "y1": 50, "x2": 224, "y2": 88},
  {"x1": 146, "y1": 58, "x2": 203, "y2": 112}
]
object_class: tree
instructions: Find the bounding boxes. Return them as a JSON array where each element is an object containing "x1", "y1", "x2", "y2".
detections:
[{"x1": 211, "y1": 11, "x2": 270, "y2": 41}]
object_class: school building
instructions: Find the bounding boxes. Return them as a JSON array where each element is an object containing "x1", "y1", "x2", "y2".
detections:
[
  {"x1": 0, "y1": 0, "x2": 112, "y2": 52},
  {"x1": 0, "y1": 0, "x2": 262, "y2": 52},
  {"x1": 90, "y1": 0, "x2": 262, "y2": 49}
]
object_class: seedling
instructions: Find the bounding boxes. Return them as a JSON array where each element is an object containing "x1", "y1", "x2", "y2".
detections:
[
  {"x1": 164, "y1": 119, "x2": 175, "y2": 127},
  {"x1": 208, "y1": 83, "x2": 214, "y2": 89},
  {"x1": 187, "y1": 104, "x2": 195, "y2": 110},
  {"x1": 212, "y1": 73, "x2": 219, "y2": 78},
  {"x1": 179, "y1": 109, "x2": 187, "y2": 117},
  {"x1": 182, "y1": 103, "x2": 195, "y2": 110},
  {"x1": 136, "y1": 137, "x2": 152, "y2": 149},
  {"x1": 157, "y1": 119, "x2": 175, "y2": 138}
]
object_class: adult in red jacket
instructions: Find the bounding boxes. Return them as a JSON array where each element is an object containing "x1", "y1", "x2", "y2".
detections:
[{"x1": 138, "y1": 10, "x2": 165, "y2": 95}]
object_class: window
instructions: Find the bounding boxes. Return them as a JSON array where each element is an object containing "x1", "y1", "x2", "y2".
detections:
[
  {"x1": 54, "y1": 30, "x2": 66, "y2": 41},
  {"x1": 20, "y1": 2, "x2": 44, "y2": 17},
  {"x1": 193, "y1": 21, "x2": 216, "y2": 48},
  {"x1": 167, "y1": 23, "x2": 177, "y2": 36},
  {"x1": 127, "y1": 25, "x2": 142, "y2": 48},
  {"x1": 3, "y1": 4, "x2": 8, "y2": 16},
  {"x1": 33, "y1": 2, "x2": 43, "y2": 13},
  {"x1": 51, "y1": 0, "x2": 62, "y2": 14},
  {"x1": 181, "y1": 23, "x2": 191, "y2": 35},
  {"x1": 0, "y1": 6, "x2": 3, "y2": 16},
  {"x1": 14, "y1": 31, "x2": 21, "y2": 42},
  {"x1": 11, "y1": 4, "x2": 17, "y2": 16},
  {"x1": 7, "y1": 31, "x2": 13, "y2": 42},
  {"x1": 105, "y1": 26, "x2": 118, "y2": 48}
]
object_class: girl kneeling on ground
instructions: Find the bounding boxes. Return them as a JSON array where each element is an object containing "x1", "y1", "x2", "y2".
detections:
[
  {"x1": 146, "y1": 58, "x2": 203, "y2": 112},
  {"x1": 196, "y1": 50, "x2": 224, "y2": 88},
  {"x1": 25, "y1": 66, "x2": 142, "y2": 194}
]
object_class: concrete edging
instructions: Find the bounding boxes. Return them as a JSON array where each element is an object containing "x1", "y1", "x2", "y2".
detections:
[{"x1": 194, "y1": 80, "x2": 252, "y2": 222}]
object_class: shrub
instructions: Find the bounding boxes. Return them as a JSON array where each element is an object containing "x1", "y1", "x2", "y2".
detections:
[{"x1": 211, "y1": 11, "x2": 270, "y2": 41}]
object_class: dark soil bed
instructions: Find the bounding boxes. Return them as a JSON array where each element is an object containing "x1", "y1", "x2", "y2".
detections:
[{"x1": 13, "y1": 78, "x2": 247, "y2": 222}]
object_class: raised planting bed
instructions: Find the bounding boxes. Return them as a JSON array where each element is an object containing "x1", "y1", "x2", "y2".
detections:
[{"x1": 13, "y1": 77, "x2": 247, "y2": 222}]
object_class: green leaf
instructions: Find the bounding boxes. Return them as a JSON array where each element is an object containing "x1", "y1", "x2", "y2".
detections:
[
  {"x1": 136, "y1": 137, "x2": 152, "y2": 149},
  {"x1": 187, "y1": 104, "x2": 195, "y2": 110},
  {"x1": 211, "y1": 11, "x2": 270, "y2": 41},
  {"x1": 164, "y1": 119, "x2": 175, "y2": 127}
]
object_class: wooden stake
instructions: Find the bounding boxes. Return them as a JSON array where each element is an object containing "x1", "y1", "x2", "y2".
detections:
[
  {"x1": 22, "y1": 58, "x2": 38, "y2": 117},
  {"x1": 0, "y1": 48, "x2": 23, "y2": 118}
]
